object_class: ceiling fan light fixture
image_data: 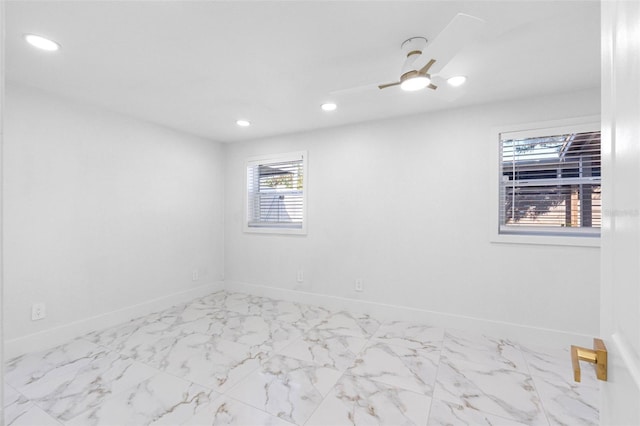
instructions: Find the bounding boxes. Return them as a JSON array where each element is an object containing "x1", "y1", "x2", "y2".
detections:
[
  {"x1": 24, "y1": 34, "x2": 60, "y2": 51},
  {"x1": 447, "y1": 75, "x2": 467, "y2": 87},
  {"x1": 400, "y1": 75, "x2": 430, "y2": 91}
]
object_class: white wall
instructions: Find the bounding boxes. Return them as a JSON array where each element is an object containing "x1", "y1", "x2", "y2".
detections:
[
  {"x1": 225, "y1": 88, "x2": 601, "y2": 339},
  {"x1": 4, "y1": 84, "x2": 225, "y2": 354},
  {"x1": 3, "y1": 84, "x2": 600, "y2": 357}
]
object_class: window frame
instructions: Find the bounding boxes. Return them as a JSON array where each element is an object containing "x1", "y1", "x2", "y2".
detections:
[
  {"x1": 243, "y1": 151, "x2": 308, "y2": 235},
  {"x1": 490, "y1": 116, "x2": 601, "y2": 247}
]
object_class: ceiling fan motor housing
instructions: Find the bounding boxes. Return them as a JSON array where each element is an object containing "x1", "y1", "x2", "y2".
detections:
[
  {"x1": 401, "y1": 37, "x2": 428, "y2": 55},
  {"x1": 400, "y1": 37, "x2": 428, "y2": 74}
]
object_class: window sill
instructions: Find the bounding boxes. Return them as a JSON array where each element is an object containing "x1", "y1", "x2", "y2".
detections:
[
  {"x1": 243, "y1": 226, "x2": 307, "y2": 236},
  {"x1": 491, "y1": 233, "x2": 600, "y2": 247}
]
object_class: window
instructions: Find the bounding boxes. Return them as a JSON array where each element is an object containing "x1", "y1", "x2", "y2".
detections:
[
  {"x1": 245, "y1": 151, "x2": 307, "y2": 234},
  {"x1": 499, "y1": 123, "x2": 601, "y2": 238}
]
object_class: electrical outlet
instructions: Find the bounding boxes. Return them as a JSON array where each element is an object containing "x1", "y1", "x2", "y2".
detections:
[
  {"x1": 31, "y1": 303, "x2": 46, "y2": 321},
  {"x1": 296, "y1": 270, "x2": 304, "y2": 283},
  {"x1": 192, "y1": 269, "x2": 199, "y2": 281},
  {"x1": 354, "y1": 279, "x2": 364, "y2": 292}
]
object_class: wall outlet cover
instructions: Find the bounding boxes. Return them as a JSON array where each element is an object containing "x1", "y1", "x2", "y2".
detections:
[{"x1": 31, "y1": 303, "x2": 46, "y2": 321}]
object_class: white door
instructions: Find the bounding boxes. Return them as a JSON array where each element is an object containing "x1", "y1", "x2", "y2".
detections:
[{"x1": 600, "y1": 1, "x2": 640, "y2": 424}]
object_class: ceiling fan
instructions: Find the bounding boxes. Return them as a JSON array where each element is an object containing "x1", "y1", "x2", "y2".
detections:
[{"x1": 377, "y1": 13, "x2": 485, "y2": 93}]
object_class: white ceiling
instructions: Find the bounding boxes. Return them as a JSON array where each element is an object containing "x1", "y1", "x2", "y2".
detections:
[{"x1": 6, "y1": 1, "x2": 600, "y2": 143}]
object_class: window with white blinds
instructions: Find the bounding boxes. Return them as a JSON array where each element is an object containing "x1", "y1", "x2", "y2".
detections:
[
  {"x1": 499, "y1": 124, "x2": 601, "y2": 237},
  {"x1": 245, "y1": 151, "x2": 307, "y2": 234}
]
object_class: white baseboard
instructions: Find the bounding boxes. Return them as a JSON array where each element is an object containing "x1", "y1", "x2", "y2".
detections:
[
  {"x1": 5, "y1": 282, "x2": 225, "y2": 359},
  {"x1": 224, "y1": 280, "x2": 594, "y2": 350},
  {"x1": 6, "y1": 279, "x2": 593, "y2": 359}
]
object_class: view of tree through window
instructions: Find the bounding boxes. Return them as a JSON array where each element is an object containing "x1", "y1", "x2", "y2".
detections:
[
  {"x1": 500, "y1": 128, "x2": 601, "y2": 236},
  {"x1": 246, "y1": 153, "x2": 306, "y2": 232}
]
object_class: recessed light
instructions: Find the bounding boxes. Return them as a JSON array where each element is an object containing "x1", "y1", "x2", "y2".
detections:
[
  {"x1": 447, "y1": 75, "x2": 467, "y2": 87},
  {"x1": 236, "y1": 119, "x2": 251, "y2": 127},
  {"x1": 24, "y1": 34, "x2": 60, "y2": 51},
  {"x1": 321, "y1": 103, "x2": 337, "y2": 112}
]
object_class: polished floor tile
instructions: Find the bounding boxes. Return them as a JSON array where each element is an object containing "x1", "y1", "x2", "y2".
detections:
[
  {"x1": 148, "y1": 332, "x2": 268, "y2": 392},
  {"x1": 427, "y1": 397, "x2": 530, "y2": 426},
  {"x1": 531, "y1": 373, "x2": 599, "y2": 426},
  {"x1": 305, "y1": 373, "x2": 432, "y2": 426},
  {"x1": 182, "y1": 395, "x2": 295, "y2": 426},
  {"x1": 372, "y1": 321, "x2": 444, "y2": 351},
  {"x1": 4, "y1": 290, "x2": 599, "y2": 425},
  {"x1": 227, "y1": 354, "x2": 342, "y2": 425},
  {"x1": 65, "y1": 372, "x2": 219, "y2": 426},
  {"x1": 348, "y1": 341, "x2": 440, "y2": 395},
  {"x1": 5, "y1": 339, "x2": 108, "y2": 390},
  {"x1": 433, "y1": 356, "x2": 548, "y2": 425},
  {"x1": 314, "y1": 310, "x2": 381, "y2": 339},
  {"x1": 4, "y1": 384, "x2": 62, "y2": 426},
  {"x1": 442, "y1": 329, "x2": 527, "y2": 372},
  {"x1": 277, "y1": 328, "x2": 368, "y2": 371}
]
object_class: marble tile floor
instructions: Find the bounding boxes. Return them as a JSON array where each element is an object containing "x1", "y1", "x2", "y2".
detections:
[{"x1": 4, "y1": 290, "x2": 599, "y2": 426}]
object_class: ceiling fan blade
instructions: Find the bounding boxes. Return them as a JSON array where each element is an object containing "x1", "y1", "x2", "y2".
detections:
[
  {"x1": 378, "y1": 81, "x2": 401, "y2": 90},
  {"x1": 419, "y1": 59, "x2": 437, "y2": 74},
  {"x1": 413, "y1": 13, "x2": 485, "y2": 75},
  {"x1": 330, "y1": 82, "x2": 382, "y2": 97}
]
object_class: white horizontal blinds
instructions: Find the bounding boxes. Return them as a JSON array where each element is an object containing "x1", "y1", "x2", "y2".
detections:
[
  {"x1": 247, "y1": 155, "x2": 304, "y2": 229},
  {"x1": 500, "y1": 129, "x2": 601, "y2": 236}
]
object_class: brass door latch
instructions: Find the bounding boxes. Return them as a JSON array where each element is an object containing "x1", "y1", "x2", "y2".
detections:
[{"x1": 571, "y1": 338, "x2": 607, "y2": 382}]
